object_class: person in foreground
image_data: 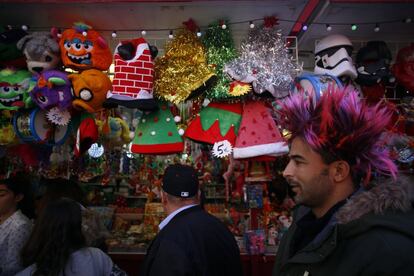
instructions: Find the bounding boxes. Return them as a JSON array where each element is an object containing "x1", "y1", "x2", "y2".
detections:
[
  {"x1": 0, "y1": 175, "x2": 34, "y2": 276},
  {"x1": 141, "y1": 164, "x2": 242, "y2": 276},
  {"x1": 17, "y1": 198, "x2": 126, "y2": 276},
  {"x1": 272, "y1": 86, "x2": 414, "y2": 276}
]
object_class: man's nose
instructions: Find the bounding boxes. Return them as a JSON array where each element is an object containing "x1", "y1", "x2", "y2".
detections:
[{"x1": 283, "y1": 160, "x2": 293, "y2": 179}]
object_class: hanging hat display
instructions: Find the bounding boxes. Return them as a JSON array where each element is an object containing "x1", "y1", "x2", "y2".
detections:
[
  {"x1": 68, "y1": 69, "x2": 112, "y2": 113},
  {"x1": 106, "y1": 37, "x2": 158, "y2": 111},
  {"x1": 0, "y1": 68, "x2": 32, "y2": 111},
  {"x1": 72, "y1": 112, "x2": 99, "y2": 157},
  {"x1": 233, "y1": 101, "x2": 288, "y2": 159},
  {"x1": 154, "y1": 21, "x2": 216, "y2": 105},
  {"x1": 185, "y1": 102, "x2": 242, "y2": 146},
  {"x1": 131, "y1": 102, "x2": 184, "y2": 155},
  {"x1": 59, "y1": 22, "x2": 112, "y2": 71}
]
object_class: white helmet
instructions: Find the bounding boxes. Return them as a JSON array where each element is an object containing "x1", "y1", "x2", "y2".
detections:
[{"x1": 314, "y1": 34, "x2": 357, "y2": 79}]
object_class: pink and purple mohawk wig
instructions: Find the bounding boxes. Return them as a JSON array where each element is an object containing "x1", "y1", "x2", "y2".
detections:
[{"x1": 277, "y1": 86, "x2": 397, "y2": 184}]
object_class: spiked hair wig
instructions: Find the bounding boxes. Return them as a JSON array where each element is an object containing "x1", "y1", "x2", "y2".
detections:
[{"x1": 277, "y1": 86, "x2": 397, "y2": 184}]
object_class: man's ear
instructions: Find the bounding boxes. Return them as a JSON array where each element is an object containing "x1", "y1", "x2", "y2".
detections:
[
  {"x1": 161, "y1": 191, "x2": 167, "y2": 205},
  {"x1": 330, "y1": 160, "x2": 351, "y2": 182}
]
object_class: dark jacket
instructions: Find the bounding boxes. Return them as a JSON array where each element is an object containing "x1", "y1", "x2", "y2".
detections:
[
  {"x1": 273, "y1": 176, "x2": 414, "y2": 276},
  {"x1": 141, "y1": 205, "x2": 242, "y2": 276}
]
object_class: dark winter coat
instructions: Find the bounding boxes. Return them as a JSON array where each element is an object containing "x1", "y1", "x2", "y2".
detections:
[
  {"x1": 141, "y1": 205, "x2": 242, "y2": 276},
  {"x1": 273, "y1": 176, "x2": 414, "y2": 276}
]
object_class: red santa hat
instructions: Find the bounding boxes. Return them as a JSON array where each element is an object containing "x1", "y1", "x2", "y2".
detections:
[{"x1": 233, "y1": 101, "x2": 288, "y2": 159}]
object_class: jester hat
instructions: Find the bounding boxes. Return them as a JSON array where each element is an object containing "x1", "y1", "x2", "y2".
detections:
[{"x1": 277, "y1": 86, "x2": 397, "y2": 183}]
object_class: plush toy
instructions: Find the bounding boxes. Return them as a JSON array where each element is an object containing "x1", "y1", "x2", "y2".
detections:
[
  {"x1": 97, "y1": 116, "x2": 131, "y2": 145},
  {"x1": 59, "y1": 23, "x2": 112, "y2": 71},
  {"x1": 17, "y1": 31, "x2": 61, "y2": 74},
  {"x1": 0, "y1": 68, "x2": 32, "y2": 110},
  {"x1": 106, "y1": 37, "x2": 158, "y2": 110},
  {"x1": 0, "y1": 110, "x2": 17, "y2": 145},
  {"x1": 68, "y1": 69, "x2": 112, "y2": 113},
  {"x1": 30, "y1": 70, "x2": 72, "y2": 110},
  {"x1": 0, "y1": 27, "x2": 27, "y2": 69},
  {"x1": 392, "y1": 44, "x2": 414, "y2": 95}
]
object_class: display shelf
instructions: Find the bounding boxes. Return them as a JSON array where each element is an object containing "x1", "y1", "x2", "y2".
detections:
[{"x1": 114, "y1": 192, "x2": 148, "y2": 199}]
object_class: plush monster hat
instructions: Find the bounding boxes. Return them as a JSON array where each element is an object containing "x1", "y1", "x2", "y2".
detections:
[
  {"x1": 68, "y1": 69, "x2": 112, "y2": 113},
  {"x1": 277, "y1": 86, "x2": 397, "y2": 184},
  {"x1": 59, "y1": 22, "x2": 112, "y2": 71},
  {"x1": 0, "y1": 68, "x2": 32, "y2": 110}
]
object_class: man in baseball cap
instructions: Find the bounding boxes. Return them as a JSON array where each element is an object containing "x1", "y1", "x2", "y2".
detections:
[{"x1": 141, "y1": 164, "x2": 242, "y2": 276}]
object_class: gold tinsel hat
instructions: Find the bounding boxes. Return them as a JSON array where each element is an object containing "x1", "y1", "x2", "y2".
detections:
[{"x1": 154, "y1": 19, "x2": 217, "y2": 105}]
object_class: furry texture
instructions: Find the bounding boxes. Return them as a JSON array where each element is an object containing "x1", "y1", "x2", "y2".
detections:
[
  {"x1": 336, "y1": 175, "x2": 414, "y2": 224},
  {"x1": 278, "y1": 86, "x2": 397, "y2": 183},
  {"x1": 17, "y1": 32, "x2": 61, "y2": 74}
]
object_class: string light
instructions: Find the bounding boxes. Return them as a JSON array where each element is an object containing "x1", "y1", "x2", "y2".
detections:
[
  {"x1": 11, "y1": 16, "x2": 412, "y2": 35},
  {"x1": 326, "y1": 24, "x2": 332, "y2": 31},
  {"x1": 374, "y1": 23, "x2": 380, "y2": 32},
  {"x1": 168, "y1": 30, "x2": 173, "y2": 39},
  {"x1": 111, "y1": 31, "x2": 117, "y2": 38},
  {"x1": 21, "y1": 25, "x2": 29, "y2": 31}
]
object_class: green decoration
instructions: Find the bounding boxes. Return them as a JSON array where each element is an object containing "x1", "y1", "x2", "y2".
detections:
[
  {"x1": 131, "y1": 102, "x2": 184, "y2": 155},
  {"x1": 202, "y1": 20, "x2": 238, "y2": 100}
]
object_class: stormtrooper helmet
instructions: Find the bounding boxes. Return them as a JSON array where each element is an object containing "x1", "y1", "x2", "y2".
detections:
[{"x1": 314, "y1": 34, "x2": 357, "y2": 80}]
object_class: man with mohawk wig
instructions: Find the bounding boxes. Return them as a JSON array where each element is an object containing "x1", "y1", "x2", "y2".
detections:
[{"x1": 273, "y1": 87, "x2": 414, "y2": 276}]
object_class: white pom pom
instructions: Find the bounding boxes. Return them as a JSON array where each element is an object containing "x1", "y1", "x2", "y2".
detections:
[
  {"x1": 178, "y1": 128, "x2": 185, "y2": 136},
  {"x1": 166, "y1": 117, "x2": 171, "y2": 122},
  {"x1": 141, "y1": 30, "x2": 147, "y2": 36},
  {"x1": 150, "y1": 131, "x2": 156, "y2": 136},
  {"x1": 174, "y1": 116, "x2": 181, "y2": 123},
  {"x1": 21, "y1": 25, "x2": 28, "y2": 31},
  {"x1": 129, "y1": 131, "x2": 135, "y2": 139},
  {"x1": 82, "y1": 31, "x2": 87, "y2": 37}
]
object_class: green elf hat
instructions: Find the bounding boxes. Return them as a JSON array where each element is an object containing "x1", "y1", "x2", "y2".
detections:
[
  {"x1": 185, "y1": 101, "x2": 242, "y2": 146},
  {"x1": 131, "y1": 102, "x2": 184, "y2": 154}
]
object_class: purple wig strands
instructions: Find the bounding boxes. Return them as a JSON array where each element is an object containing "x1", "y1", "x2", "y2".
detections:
[{"x1": 277, "y1": 86, "x2": 397, "y2": 184}]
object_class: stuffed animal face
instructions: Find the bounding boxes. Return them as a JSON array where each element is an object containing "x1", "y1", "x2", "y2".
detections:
[
  {"x1": 59, "y1": 23, "x2": 112, "y2": 71},
  {"x1": 0, "y1": 69, "x2": 32, "y2": 110},
  {"x1": 68, "y1": 69, "x2": 112, "y2": 113},
  {"x1": 17, "y1": 32, "x2": 61, "y2": 74},
  {"x1": 30, "y1": 70, "x2": 72, "y2": 110}
]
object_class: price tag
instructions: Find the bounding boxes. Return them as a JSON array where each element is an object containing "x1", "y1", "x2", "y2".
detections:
[
  {"x1": 46, "y1": 107, "x2": 70, "y2": 126},
  {"x1": 212, "y1": 140, "x2": 232, "y2": 158}
]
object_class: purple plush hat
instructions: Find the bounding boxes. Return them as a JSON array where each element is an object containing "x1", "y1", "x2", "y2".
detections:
[
  {"x1": 277, "y1": 86, "x2": 397, "y2": 184},
  {"x1": 30, "y1": 70, "x2": 72, "y2": 110}
]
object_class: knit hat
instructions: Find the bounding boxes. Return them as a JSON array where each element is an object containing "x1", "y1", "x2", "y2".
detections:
[
  {"x1": 106, "y1": 37, "x2": 157, "y2": 111},
  {"x1": 130, "y1": 102, "x2": 184, "y2": 155},
  {"x1": 185, "y1": 102, "x2": 242, "y2": 146},
  {"x1": 233, "y1": 101, "x2": 288, "y2": 159},
  {"x1": 72, "y1": 112, "x2": 99, "y2": 157},
  {"x1": 162, "y1": 164, "x2": 198, "y2": 198}
]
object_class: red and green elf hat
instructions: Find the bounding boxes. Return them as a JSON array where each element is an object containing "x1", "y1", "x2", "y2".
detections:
[{"x1": 185, "y1": 102, "x2": 242, "y2": 145}]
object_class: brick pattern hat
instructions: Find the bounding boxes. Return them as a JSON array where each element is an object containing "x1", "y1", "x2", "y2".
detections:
[
  {"x1": 162, "y1": 164, "x2": 199, "y2": 198},
  {"x1": 107, "y1": 37, "x2": 157, "y2": 111}
]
